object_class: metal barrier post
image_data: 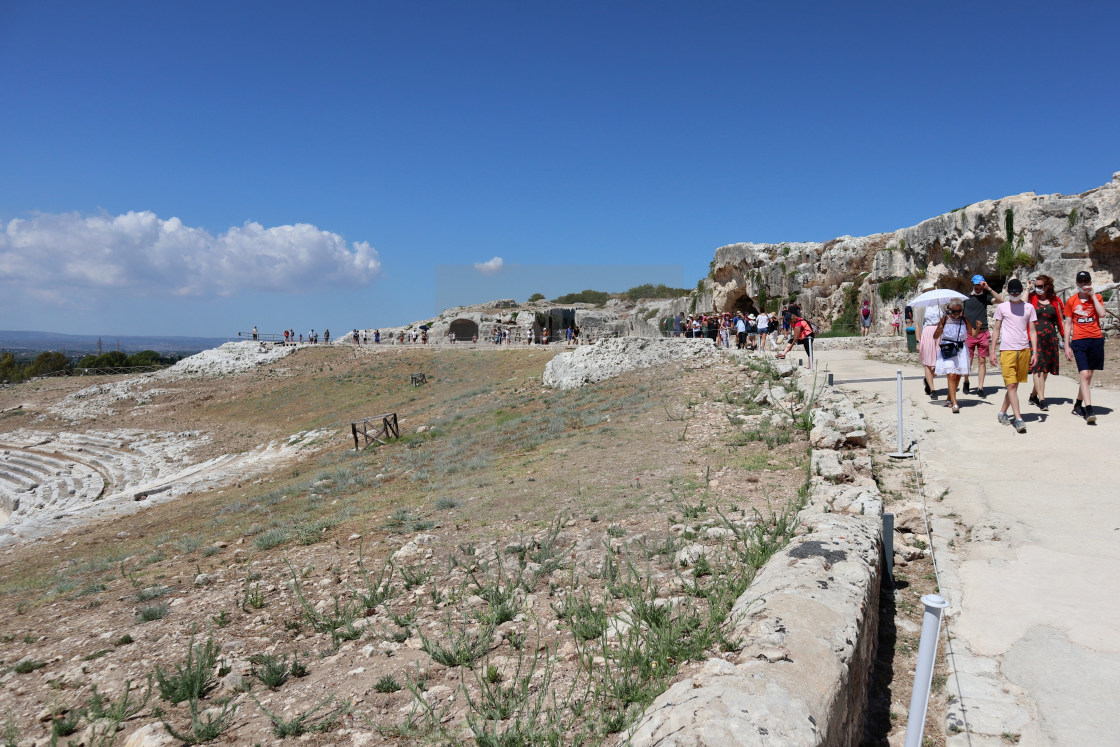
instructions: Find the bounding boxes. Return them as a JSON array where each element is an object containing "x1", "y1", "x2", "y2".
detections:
[
  {"x1": 889, "y1": 368, "x2": 914, "y2": 459},
  {"x1": 904, "y1": 594, "x2": 949, "y2": 747}
]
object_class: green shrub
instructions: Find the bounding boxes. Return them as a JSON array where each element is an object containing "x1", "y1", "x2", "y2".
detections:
[
  {"x1": 254, "y1": 527, "x2": 290, "y2": 550},
  {"x1": 137, "y1": 603, "x2": 170, "y2": 623},
  {"x1": 161, "y1": 699, "x2": 237, "y2": 745},
  {"x1": 527, "y1": 293, "x2": 545, "y2": 302},
  {"x1": 551, "y1": 289, "x2": 610, "y2": 305},
  {"x1": 155, "y1": 634, "x2": 221, "y2": 704},
  {"x1": 624, "y1": 284, "x2": 690, "y2": 301},
  {"x1": 817, "y1": 284, "x2": 860, "y2": 337},
  {"x1": 13, "y1": 659, "x2": 46, "y2": 674},
  {"x1": 256, "y1": 695, "x2": 349, "y2": 738},
  {"x1": 374, "y1": 674, "x2": 402, "y2": 693},
  {"x1": 877, "y1": 275, "x2": 918, "y2": 301}
]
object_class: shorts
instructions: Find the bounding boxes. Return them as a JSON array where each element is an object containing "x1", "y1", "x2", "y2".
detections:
[
  {"x1": 1071, "y1": 337, "x2": 1105, "y2": 371},
  {"x1": 966, "y1": 330, "x2": 990, "y2": 359},
  {"x1": 999, "y1": 349, "x2": 1030, "y2": 385}
]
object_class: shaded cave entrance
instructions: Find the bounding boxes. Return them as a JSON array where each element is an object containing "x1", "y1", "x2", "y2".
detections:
[
  {"x1": 724, "y1": 292, "x2": 759, "y2": 317},
  {"x1": 449, "y1": 318, "x2": 479, "y2": 341}
]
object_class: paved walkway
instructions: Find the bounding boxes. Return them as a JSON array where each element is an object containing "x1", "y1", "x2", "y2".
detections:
[{"x1": 812, "y1": 348, "x2": 1120, "y2": 747}]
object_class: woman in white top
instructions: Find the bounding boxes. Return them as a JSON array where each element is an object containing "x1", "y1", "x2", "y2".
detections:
[
  {"x1": 933, "y1": 298, "x2": 970, "y2": 412},
  {"x1": 918, "y1": 294, "x2": 944, "y2": 400}
]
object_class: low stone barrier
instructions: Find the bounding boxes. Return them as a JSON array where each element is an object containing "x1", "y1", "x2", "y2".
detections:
[{"x1": 629, "y1": 363, "x2": 884, "y2": 746}]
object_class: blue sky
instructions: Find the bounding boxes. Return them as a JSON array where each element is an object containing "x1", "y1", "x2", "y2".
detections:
[{"x1": 2, "y1": 0, "x2": 1118, "y2": 337}]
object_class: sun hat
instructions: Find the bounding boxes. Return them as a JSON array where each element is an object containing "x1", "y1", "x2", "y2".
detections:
[{"x1": 971, "y1": 274, "x2": 985, "y2": 284}]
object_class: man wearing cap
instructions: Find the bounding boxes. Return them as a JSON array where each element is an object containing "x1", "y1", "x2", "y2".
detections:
[
  {"x1": 1063, "y1": 270, "x2": 1106, "y2": 424},
  {"x1": 989, "y1": 278, "x2": 1037, "y2": 433},
  {"x1": 962, "y1": 275, "x2": 1004, "y2": 397}
]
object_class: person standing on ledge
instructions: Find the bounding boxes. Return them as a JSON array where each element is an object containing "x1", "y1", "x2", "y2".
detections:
[
  {"x1": 860, "y1": 299, "x2": 872, "y2": 336},
  {"x1": 989, "y1": 278, "x2": 1037, "y2": 434},
  {"x1": 1063, "y1": 270, "x2": 1106, "y2": 424},
  {"x1": 962, "y1": 275, "x2": 1004, "y2": 398}
]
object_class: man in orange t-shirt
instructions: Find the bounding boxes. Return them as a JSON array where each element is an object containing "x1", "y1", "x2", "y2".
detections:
[{"x1": 1063, "y1": 270, "x2": 1106, "y2": 424}]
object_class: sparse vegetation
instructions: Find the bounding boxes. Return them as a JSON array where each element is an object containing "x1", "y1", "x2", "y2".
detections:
[
  {"x1": 551, "y1": 289, "x2": 610, "y2": 305},
  {"x1": 155, "y1": 633, "x2": 221, "y2": 705},
  {"x1": 877, "y1": 274, "x2": 920, "y2": 301},
  {"x1": 0, "y1": 344, "x2": 818, "y2": 744}
]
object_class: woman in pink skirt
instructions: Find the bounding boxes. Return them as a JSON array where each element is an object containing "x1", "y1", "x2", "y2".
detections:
[{"x1": 917, "y1": 289, "x2": 944, "y2": 400}]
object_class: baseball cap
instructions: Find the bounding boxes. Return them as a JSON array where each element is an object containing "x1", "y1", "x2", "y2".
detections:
[
  {"x1": 971, "y1": 274, "x2": 985, "y2": 285},
  {"x1": 1076, "y1": 270, "x2": 1092, "y2": 284},
  {"x1": 1006, "y1": 278, "x2": 1023, "y2": 294}
]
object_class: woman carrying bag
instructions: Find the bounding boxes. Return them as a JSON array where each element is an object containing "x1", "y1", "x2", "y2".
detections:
[{"x1": 934, "y1": 298, "x2": 970, "y2": 413}]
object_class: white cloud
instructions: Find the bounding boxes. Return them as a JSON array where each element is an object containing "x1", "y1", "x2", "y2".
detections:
[
  {"x1": 0, "y1": 210, "x2": 381, "y2": 303},
  {"x1": 473, "y1": 256, "x2": 504, "y2": 275}
]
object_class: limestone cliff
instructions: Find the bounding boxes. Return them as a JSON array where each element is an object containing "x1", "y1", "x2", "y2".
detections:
[{"x1": 706, "y1": 171, "x2": 1120, "y2": 330}]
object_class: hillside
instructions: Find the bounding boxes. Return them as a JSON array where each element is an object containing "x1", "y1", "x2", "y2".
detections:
[{"x1": 0, "y1": 341, "x2": 811, "y2": 744}]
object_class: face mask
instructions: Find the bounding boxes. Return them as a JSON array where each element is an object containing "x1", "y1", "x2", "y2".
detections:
[
  {"x1": 1078, "y1": 284, "x2": 1091, "y2": 294},
  {"x1": 1009, "y1": 293, "x2": 1022, "y2": 301}
]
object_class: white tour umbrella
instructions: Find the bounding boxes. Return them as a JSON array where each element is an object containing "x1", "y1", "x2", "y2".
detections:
[{"x1": 908, "y1": 288, "x2": 967, "y2": 308}]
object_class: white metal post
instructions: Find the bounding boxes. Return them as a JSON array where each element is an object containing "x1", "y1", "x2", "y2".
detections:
[
  {"x1": 808, "y1": 335, "x2": 814, "y2": 371},
  {"x1": 889, "y1": 368, "x2": 913, "y2": 459},
  {"x1": 904, "y1": 594, "x2": 950, "y2": 747}
]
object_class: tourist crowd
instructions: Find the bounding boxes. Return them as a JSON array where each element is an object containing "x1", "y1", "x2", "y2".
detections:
[{"x1": 916, "y1": 271, "x2": 1108, "y2": 430}]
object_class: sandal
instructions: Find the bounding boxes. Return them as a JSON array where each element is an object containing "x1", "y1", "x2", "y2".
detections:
[
  {"x1": 952, "y1": 404, "x2": 960, "y2": 413},
  {"x1": 777, "y1": 354, "x2": 786, "y2": 359}
]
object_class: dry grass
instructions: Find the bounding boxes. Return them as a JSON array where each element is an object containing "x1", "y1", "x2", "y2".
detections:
[{"x1": 0, "y1": 346, "x2": 810, "y2": 745}]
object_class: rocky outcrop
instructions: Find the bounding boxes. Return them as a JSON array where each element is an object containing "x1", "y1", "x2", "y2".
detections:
[
  {"x1": 706, "y1": 171, "x2": 1120, "y2": 330},
  {"x1": 542, "y1": 337, "x2": 718, "y2": 389}
]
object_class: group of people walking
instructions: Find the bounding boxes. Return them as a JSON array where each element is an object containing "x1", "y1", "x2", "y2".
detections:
[
  {"x1": 281, "y1": 329, "x2": 329, "y2": 344},
  {"x1": 918, "y1": 272, "x2": 1107, "y2": 431}
]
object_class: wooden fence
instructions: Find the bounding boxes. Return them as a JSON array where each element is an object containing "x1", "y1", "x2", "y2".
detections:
[{"x1": 351, "y1": 413, "x2": 400, "y2": 450}]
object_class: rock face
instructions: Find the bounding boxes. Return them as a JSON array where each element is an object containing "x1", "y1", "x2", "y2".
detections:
[
  {"x1": 705, "y1": 171, "x2": 1120, "y2": 330},
  {"x1": 360, "y1": 297, "x2": 691, "y2": 344},
  {"x1": 542, "y1": 337, "x2": 717, "y2": 389}
]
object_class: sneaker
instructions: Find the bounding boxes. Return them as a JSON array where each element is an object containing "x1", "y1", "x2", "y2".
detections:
[
  {"x1": 962, "y1": 380, "x2": 971, "y2": 395},
  {"x1": 977, "y1": 387, "x2": 987, "y2": 398},
  {"x1": 1038, "y1": 400, "x2": 1049, "y2": 412},
  {"x1": 1084, "y1": 405, "x2": 1097, "y2": 424},
  {"x1": 923, "y1": 380, "x2": 931, "y2": 395},
  {"x1": 1072, "y1": 403, "x2": 1086, "y2": 418},
  {"x1": 1028, "y1": 393, "x2": 1040, "y2": 407},
  {"x1": 997, "y1": 412, "x2": 1011, "y2": 426},
  {"x1": 1013, "y1": 418, "x2": 1027, "y2": 433}
]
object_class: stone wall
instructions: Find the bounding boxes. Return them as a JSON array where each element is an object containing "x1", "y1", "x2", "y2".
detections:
[{"x1": 628, "y1": 364, "x2": 884, "y2": 746}]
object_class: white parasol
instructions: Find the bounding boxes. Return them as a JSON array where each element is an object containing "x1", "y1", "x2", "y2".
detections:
[{"x1": 908, "y1": 288, "x2": 967, "y2": 308}]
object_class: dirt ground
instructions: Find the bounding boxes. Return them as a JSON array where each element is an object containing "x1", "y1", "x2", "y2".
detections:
[{"x1": 0, "y1": 346, "x2": 812, "y2": 745}]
